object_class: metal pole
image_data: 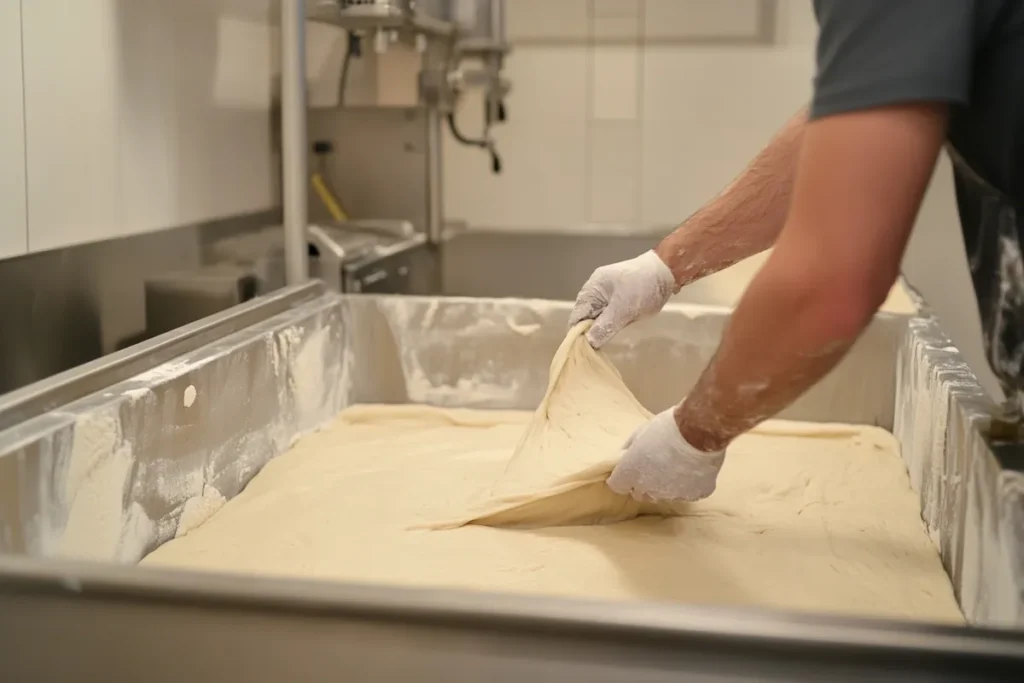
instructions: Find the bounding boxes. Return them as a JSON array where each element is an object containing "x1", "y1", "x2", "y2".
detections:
[
  {"x1": 281, "y1": 0, "x2": 309, "y2": 285},
  {"x1": 425, "y1": 107, "x2": 444, "y2": 244}
]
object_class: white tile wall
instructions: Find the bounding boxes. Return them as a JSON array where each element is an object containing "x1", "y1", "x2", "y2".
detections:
[
  {"x1": 505, "y1": 46, "x2": 590, "y2": 121},
  {"x1": 443, "y1": 43, "x2": 590, "y2": 229},
  {"x1": 640, "y1": 45, "x2": 814, "y2": 225},
  {"x1": 19, "y1": 0, "x2": 276, "y2": 254},
  {"x1": 445, "y1": 0, "x2": 818, "y2": 230},
  {"x1": 0, "y1": 1, "x2": 27, "y2": 259},
  {"x1": 775, "y1": 0, "x2": 820, "y2": 47},
  {"x1": 506, "y1": 0, "x2": 589, "y2": 43},
  {"x1": 591, "y1": 46, "x2": 641, "y2": 121},
  {"x1": 644, "y1": 0, "x2": 761, "y2": 41},
  {"x1": 591, "y1": 0, "x2": 642, "y2": 40},
  {"x1": 587, "y1": 122, "x2": 640, "y2": 224},
  {"x1": 444, "y1": 121, "x2": 589, "y2": 230}
]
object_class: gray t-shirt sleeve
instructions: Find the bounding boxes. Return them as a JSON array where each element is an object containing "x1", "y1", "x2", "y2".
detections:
[{"x1": 811, "y1": 0, "x2": 977, "y2": 119}]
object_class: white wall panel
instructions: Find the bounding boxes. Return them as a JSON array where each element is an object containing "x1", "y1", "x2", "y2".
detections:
[
  {"x1": 591, "y1": 45, "x2": 640, "y2": 121},
  {"x1": 587, "y1": 122, "x2": 640, "y2": 224},
  {"x1": 172, "y1": 0, "x2": 275, "y2": 225},
  {"x1": 504, "y1": 47, "x2": 589, "y2": 121},
  {"x1": 506, "y1": 0, "x2": 589, "y2": 42},
  {"x1": 117, "y1": 0, "x2": 179, "y2": 235},
  {"x1": 23, "y1": 0, "x2": 276, "y2": 253},
  {"x1": 445, "y1": 1, "x2": 817, "y2": 231},
  {"x1": 640, "y1": 46, "x2": 813, "y2": 225},
  {"x1": 644, "y1": 0, "x2": 761, "y2": 41},
  {"x1": 776, "y1": 0, "x2": 820, "y2": 46},
  {"x1": 0, "y1": 0, "x2": 27, "y2": 259},
  {"x1": 592, "y1": 0, "x2": 642, "y2": 41},
  {"x1": 444, "y1": 121, "x2": 588, "y2": 230},
  {"x1": 23, "y1": 0, "x2": 121, "y2": 252}
]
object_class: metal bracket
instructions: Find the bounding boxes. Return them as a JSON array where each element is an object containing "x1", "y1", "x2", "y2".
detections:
[{"x1": 307, "y1": 225, "x2": 347, "y2": 292}]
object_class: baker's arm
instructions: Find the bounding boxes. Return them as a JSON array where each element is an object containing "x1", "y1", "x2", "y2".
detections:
[
  {"x1": 608, "y1": 103, "x2": 948, "y2": 502},
  {"x1": 655, "y1": 107, "x2": 807, "y2": 286},
  {"x1": 570, "y1": 108, "x2": 807, "y2": 348}
]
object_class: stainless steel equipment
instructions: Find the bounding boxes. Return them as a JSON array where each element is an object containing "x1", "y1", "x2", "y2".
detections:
[
  {"x1": 311, "y1": 0, "x2": 456, "y2": 38},
  {"x1": 0, "y1": 291, "x2": 1022, "y2": 679},
  {"x1": 445, "y1": 0, "x2": 511, "y2": 173},
  {"x1": 204, "y1": 221, "x2": 438, "y2": 295},
  {"x1": 303, "y1": 0, "x2": 510, "y2": 255},
  {"x1": 144, "y1": 264, "x2": 258, "y2": 337}
]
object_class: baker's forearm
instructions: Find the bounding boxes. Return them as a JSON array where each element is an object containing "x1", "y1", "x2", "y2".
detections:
[
  {"x1": 655, "y1": 107, "x2": 808, "y2": 289},
  {"x1": 673, "y1": 103, "x2": 946, "y2": 454},
  {"x1": 674, "y1": 250, "x2": 883, "y2": 453}
]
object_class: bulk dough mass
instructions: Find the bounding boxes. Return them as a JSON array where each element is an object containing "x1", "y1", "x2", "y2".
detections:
[{"x1": 144, "y1": 324, "x2": 962, "y2": 624}]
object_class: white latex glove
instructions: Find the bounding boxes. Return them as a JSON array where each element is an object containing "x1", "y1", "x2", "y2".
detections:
[
  {"x1": 607, "y1": 407, "x2": 725, "y2": 503},
  {"x1": 568, "y1": 250, "x2": 676, "y2": 349}
]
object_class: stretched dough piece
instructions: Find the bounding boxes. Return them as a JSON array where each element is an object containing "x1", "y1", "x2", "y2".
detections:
[{"x1": 428, "y1": 322, "x2": 688, "y2": 529}]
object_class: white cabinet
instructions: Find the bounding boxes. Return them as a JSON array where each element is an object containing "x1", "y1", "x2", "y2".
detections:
[
  {"x1": 171, "y1": 0, "x2": 275, "y2": 224},
  {"x1": 22, "y1": 0, "x2": 277, "y2": 253},
  {"x1": 22, "y1": 0, "x2": 124, "y2": 252},
  {"x1": 117, "y1": 0, "x2": 276, "y2": 234},
  {"x1": 0, "y1": 1, "x2": 27, "y2": 259},
  {"x1": 22, "y1": 0, "x2": 121, "y2": 252},
  {"x1": 117, "y1": 0, "x2": 179, "y2": 236}
]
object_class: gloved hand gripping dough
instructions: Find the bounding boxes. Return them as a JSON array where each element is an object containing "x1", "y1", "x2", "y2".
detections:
[{"x1": 427, "y1": 322, "x2": 689, "y2": 529}]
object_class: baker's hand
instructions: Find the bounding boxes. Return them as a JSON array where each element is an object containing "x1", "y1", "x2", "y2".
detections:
[
  {"x1": 607, "y1": 407, "x2": 725, "y2": 503},
  {"x1": 568, "y1": 250, "x2": 676, "y2": 349}
]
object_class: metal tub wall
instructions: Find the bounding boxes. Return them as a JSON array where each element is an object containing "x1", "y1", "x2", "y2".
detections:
[
  {"x1": 0, "y1": 293, "x2": 349, "y2": 561},
  {"x1": 0, "y1": 294, "x2": 902, "y2": 562},
  {"x1": 1, "y1": 292, "x2": 1023, "y2": 679},
  {"x1": 342, "y1": 295, "x2": 904, "y2": 427},
  {"x1": 895, "y1": 315, "x2": 1024, "y2": 627}
]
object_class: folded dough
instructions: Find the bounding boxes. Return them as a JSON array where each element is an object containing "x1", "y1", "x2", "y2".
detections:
[{"x1": 427, "y1": 322, "x2": 688, "y2": 529}]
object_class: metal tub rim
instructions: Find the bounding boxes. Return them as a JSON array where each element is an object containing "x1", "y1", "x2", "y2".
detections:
[{"x1": 1, "y1": 554, "x2": 1020, "y2": 661}]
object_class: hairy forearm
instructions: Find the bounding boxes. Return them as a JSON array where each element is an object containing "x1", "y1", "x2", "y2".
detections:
[
  {"x1": 655, "y1": 107, "x2": 808, "y2": 289},
  {"x1": 669, "y1": 103, "x2": 947, "y2": 454},
  {"x1": 674, "y1": 253, "x2": 880, "y2": 453}
]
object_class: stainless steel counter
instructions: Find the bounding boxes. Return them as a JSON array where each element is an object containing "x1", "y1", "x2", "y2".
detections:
[{"x1": 0, "y1": 289, "x2": 1022, "y2": 680}]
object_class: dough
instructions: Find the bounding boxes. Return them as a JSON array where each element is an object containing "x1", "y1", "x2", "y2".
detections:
[
  {"x1": 143, "y1": 325, "x2": 962, "y2": 623},
  {"x1": 427, "y1": 321, "x2": 686, "y2": 529},
  {"x1": 144, "y1": 403, "x2": 962, "y2": 623}
]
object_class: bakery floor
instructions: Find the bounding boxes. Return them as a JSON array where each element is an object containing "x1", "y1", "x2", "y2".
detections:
[{"x1": 143, "y1": 404, "x2": 964, "y2": 625}]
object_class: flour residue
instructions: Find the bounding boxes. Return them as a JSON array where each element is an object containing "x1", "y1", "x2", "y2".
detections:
[
  {"x1": 176, "y1": 487, "x2": 228, "y2": 538},
  {"x1": 134, "y1": 356, "x2": 196, "y2": 384},
  {"x1": 54, "y1": 409, "x2": 151, "y2": 562},
  {"x1": 405, "y1": 373, "x2": 523, "y2": 408},
  {"x1": 379, "y1": 297, "x2": 557, "y2": 408},
  {"x1": 292, "y1": 325, "x2": 331, "y2": 422}
]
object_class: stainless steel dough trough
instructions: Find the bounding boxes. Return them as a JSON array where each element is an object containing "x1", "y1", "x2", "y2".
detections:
[{"x1": 0, "y1": 281, "x2": 1022, "y2": 681}]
